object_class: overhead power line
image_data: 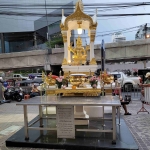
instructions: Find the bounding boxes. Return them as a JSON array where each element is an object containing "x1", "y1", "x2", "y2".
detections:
[
  {"x1": 0, "y1": 10, "x2": 150, "y2": 17},
  {"x1": 96, "y1": 25, "x2": 142, "y2": 34},
  {"x1": 0, "y1": 2, "x2": 150, "y2": 7},
  {"x1": 0, "y1": 2, "x2": 150, "y2": 11},
  {"x1": 0, "y1": 15, "x2": 138, "y2": 23}
]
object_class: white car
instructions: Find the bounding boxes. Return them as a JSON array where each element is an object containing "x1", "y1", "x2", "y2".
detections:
[{"x1": 110, "y1": 72, "x2": 141, "y2": 91}]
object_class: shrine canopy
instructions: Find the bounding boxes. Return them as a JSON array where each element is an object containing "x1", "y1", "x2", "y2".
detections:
[
  {"x1": 60, "y1": 0, "x2": 97, "y2": 37},
  {"x1": 60, "y1": 0, "x2": 98, "y2": 67}
]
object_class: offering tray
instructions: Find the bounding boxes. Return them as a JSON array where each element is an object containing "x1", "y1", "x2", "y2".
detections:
[
  {"x1": 46, "y1": 85, "x2": 101, "y2": 96},
  {"x1": 66, "y1": 84, "x2": 90, "y2": 89}
]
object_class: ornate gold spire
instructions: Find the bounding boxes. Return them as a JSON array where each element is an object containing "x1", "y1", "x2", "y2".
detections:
[
  {"x1": 75, "y1": 0, "x2": 83, "y2": 11},
  {"x1": 63, "y1": 2, "x2": 94, "y2": 30},
  {"x1": 60, "y1": 0, "x2": 97, "y2": 31}
]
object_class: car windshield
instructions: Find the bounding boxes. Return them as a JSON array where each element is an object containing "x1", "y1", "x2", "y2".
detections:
[{"x1": 112, "y1": 74, "x2": 121, "y2": 79}]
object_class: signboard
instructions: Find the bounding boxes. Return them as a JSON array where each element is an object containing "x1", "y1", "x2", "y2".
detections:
[{"x1": 56, "y1": 105, "x2": 75, "y2": 139}]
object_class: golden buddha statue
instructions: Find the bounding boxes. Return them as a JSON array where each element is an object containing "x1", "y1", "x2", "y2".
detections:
[{"x1": 68, "y1": 36, "x2": 89, "y2": 65}]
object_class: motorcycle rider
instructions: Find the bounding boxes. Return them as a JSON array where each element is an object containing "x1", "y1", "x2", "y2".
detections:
[
  {"x1": 30, "y1": 85, "x2": 40, "y2": 98},
  {"x1": 3, "y1": 80, "x2": 8, "y2": 89},
  {"x1": 16, "y1": 83, "x2": 23, "y2": 99}
]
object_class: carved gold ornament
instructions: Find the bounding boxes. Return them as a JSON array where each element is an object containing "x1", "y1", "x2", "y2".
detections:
[
  {"x1": 68, "y1": 36, "x2": 90, "y2": 65},
  {"x1": 100, "y1": 71, "x2": 114, "y2": 85},
  {"x1": 75, "y1": 0, "x2": 83, "y2": 11},
  {"x1": 90, "y1": 58, "x2": 97, "y2": 65},
  {"x1": 42, "y1": 72, "x2": 56, "y2": 86},
  {"x1": 62, "y1": 58, "x2": 68, "y2": 65},
  {"x1": 64, "y1": 2, "x2": 94, "y2": 30},
  {"x1": 63, "y1": 71, "x2": 94, "y2": 78},
  {"x1": 62, "y1": 34, "x2": 67, "y2": 43},
  {"x1": 90, "y1": 22, "x2": 98, "y2": 30},
  {"x1": 46, "y1": 88, "x2": 101, "y2": 97},
  {"x1": 90, "y1": 33, "x2": 96, "y2": 42},
  {"x1": 60, "y1": 0, "x2": 97, "y2": 33}
]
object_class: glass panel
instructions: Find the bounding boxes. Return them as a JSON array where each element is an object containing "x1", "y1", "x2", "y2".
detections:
[
  {"x1": 5, "y1": 41, "x2": 10, "y2": 53},
  {"x1": 4, "y1": 32, "x2": 34, "y2": 53},
  {"x1": 112, "y1": 74, "x2": 121, "y2": 79},
  {"x1": 48, "y1": 21, "x2": 61, "y2": 31}
]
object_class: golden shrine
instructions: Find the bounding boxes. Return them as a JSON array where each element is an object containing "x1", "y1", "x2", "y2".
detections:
[
  {"x1": 40, "y1": 0, "x2": 114, "y2": 97},
  {"x1": 36, "y1": 0, "x2": 115, "y2": 130},
  {"x1": 60, "y1": 0, "x2": 98, "y2": 76}
]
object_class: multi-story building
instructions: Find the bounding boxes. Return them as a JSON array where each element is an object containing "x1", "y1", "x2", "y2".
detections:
[
  {"x1": 0, "y1": 0, "x2": 77, "y2": 54},
  {"x1": 112, "y1": 32, "x2": 126, "y2": 43}
]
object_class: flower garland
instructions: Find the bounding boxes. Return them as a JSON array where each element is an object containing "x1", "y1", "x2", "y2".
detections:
[
  {"x1": 56, "y1": 76, "x2": 64, "y2": 88},
  {"x1": 89, "y1": 76, "x2": 98, "y2": 88},
  {"x1": 56, "y1": 76, "x2": 68, "y2": 89}
]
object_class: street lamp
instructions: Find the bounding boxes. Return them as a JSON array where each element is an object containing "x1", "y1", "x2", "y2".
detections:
[
  {"x1": 146, "y1": 34, "x2": 150, "y2": 38},
  {"x1": 77, "y1": 21, "x2": 82, "y2": 35}
]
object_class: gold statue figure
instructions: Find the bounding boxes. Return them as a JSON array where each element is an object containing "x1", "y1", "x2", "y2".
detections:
[
  {"x1": 100, "y1": 71, "x2": 114, "y2": 84},
  {"x1": 68, "y1": 36, "x2": 89, "y2": 65},
  {"x1": 42, "y1": 72, "x2": 56, "y2": 86}
]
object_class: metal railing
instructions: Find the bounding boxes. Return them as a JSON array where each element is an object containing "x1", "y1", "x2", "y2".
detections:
[{"x1": 121, "y1": 84, "x2": 141, "y2": 101}]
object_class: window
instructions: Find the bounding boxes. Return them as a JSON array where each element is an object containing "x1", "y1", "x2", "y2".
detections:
[{"x1": 112, "y1": 74, "x2": 121, "y2": 79}]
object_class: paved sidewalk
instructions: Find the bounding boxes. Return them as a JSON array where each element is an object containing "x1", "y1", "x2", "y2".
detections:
[{"x1": 0, "y1": 100, "x2": 150, "y2": 150}]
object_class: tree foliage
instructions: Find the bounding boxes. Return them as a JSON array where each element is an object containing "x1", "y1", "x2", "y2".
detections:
[{"x1": 46, "y1": 37, "x2": 64, "y2": 48}]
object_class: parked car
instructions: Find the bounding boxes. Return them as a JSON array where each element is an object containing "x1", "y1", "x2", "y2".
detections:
[
  {"x1": 28, "y1": 73, "x2": 42, "y2": 80},
  {"x1": 110, "y1": 72, "x2": 142, "y2": 91},
  {"x1": 5, "y1": 74, "x2": 28, "y2": 81}
]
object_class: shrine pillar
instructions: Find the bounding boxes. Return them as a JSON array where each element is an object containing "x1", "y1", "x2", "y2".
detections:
[
  {"x1": 90, "y1": 30, "x2": 96, "y2": 65},
  {"x1": 67, "y1": 30, "x2": 71, "y2": 63},
  {"x1": 62, "y1": 31, "x2": 68, "y2": 65}
]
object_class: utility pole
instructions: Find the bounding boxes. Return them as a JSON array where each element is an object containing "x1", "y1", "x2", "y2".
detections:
[
  {"x1": 143, "y1": 60, "x2": 147, "y2": 69},
  {"x1": 144, "y1": 23, "x2": 147, "y2": 39},
  {"x1": 44, "y1": 0, "x2": 51, "y2": 73},
  {"x1": 34, "y1": 32, "x2": 37, "y2": 48}
]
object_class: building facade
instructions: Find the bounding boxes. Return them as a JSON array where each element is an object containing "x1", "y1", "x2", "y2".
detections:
[
  {"x1": 0, "y1": 0, "x2": 77, "y2": 54},
  {"x1": 112, "y1": 32, "x2": 126, "y2": 43}
]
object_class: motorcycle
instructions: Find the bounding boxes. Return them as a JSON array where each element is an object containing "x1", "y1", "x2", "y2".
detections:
[{"x1": 4, "y1": 87, "x2": 23, "y2": 102}]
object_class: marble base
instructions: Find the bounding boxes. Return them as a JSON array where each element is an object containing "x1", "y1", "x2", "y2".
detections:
[
  {"x1": 62, "y1": 65, "x2": 98, "y2": 75},
  {"x1": 6, "y1": 115, "x2": 138, "y2": 150},
  {"x1": 43, "y1": 106, "x2": 89, "y2": 125},
  {"x1": 74, "y1": 106, "x2": 89, "y2": 125},
  {"x1": 84, "y1": 106, "x2": 103, "y2": 118}
]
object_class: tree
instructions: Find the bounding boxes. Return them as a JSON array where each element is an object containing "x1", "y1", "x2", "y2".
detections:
[{"x1": 46, "y1": 37, "x2": 64, "y2": 48}]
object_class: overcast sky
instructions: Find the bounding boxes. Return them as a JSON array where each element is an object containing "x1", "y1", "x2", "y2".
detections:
[
  {"x1": 82, "y1": 0, "x2": 150, "y2": 44},
  {"x1": 0, "y1": 0, "x2": 150, "y2": 44}
]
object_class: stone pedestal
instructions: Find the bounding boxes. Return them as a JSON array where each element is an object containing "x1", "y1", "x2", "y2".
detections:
[
  {"x1": 74, "y1": 106, "x2": 89, "y2": 125},
  {"x1": 62, "y1": 65, "x2": 98, "y2": 76}
]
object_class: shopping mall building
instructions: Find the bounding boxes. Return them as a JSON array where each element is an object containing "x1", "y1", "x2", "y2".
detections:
[{"x1": 0, "y1": 0, "x2": 77, "y2": 73}]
